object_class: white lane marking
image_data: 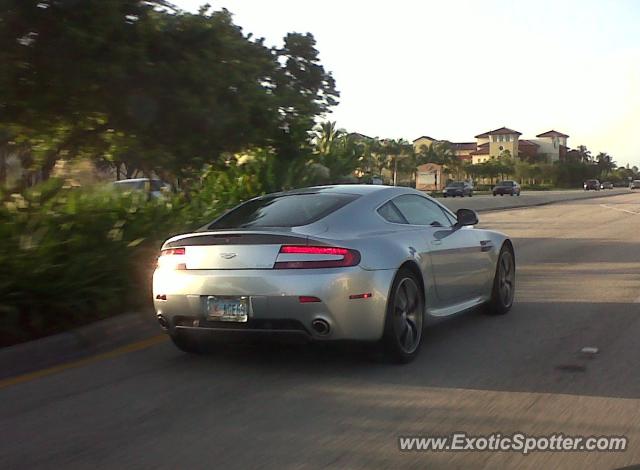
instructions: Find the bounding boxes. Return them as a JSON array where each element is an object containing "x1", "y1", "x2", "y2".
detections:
[{"x1": 600, "y1": 204, "x2": 640, "y2": 215}]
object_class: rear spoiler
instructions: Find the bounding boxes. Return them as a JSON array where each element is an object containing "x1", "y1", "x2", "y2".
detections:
[{"x1": 163, "y1": 231, "x2": 311, "y2": 248}]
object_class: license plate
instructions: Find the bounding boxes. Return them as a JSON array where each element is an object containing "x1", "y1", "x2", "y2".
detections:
[{"x1": 205, "y1": 296, "x2": 248, "y2": 322}]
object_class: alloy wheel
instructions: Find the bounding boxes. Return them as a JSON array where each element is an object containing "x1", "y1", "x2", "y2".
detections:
[
  {"x1": 392, "y1": 278, "x2": 423, "y2": 354},
  {"x1": 498, "y1": 250, "x2": 515, "y2": 307}
]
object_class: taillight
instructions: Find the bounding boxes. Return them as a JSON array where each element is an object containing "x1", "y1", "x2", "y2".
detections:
[
  {"x1": 160, "y1": 247, "x2": 185, "y2": 256},
  {"x1": 157, "y1": 247, "x2": 186, "y2": 270},
  {"x1": 273, "y1": 245, "x2": 361, "y2": 269}
]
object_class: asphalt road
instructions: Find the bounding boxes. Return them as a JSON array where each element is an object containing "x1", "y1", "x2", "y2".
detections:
[
  {"x1": 440, "y1": 187, "x2": 630, "y2": 212},
  {"x1": 2, "y1": 193, "x2": 640, "y2": 469}
]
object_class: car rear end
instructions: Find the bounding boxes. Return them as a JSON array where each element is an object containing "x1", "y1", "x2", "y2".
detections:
[
  {"x1": 493, "y1": 182, "x2": 514, "y2": 195},
  {"x1": 584, "y1": 180, "x2": 600, "y2": 190},
  {"x1": 152, "y1": 191, "x2": 393, "y2": 343},
  {"x1": 443, "y1": 183, "x2": 465, "y2": 197}
]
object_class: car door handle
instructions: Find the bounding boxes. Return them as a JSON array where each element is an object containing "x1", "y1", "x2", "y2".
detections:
[
  {"x1": 480, "y1": 240, "x2": 493, "y2": 252},
  {"x1": 430, "y1": 240, "x2": 442, "y2": 246}
]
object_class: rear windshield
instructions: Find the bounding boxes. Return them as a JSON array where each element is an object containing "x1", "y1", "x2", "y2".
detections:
[
  {"x1": 208, "y1": 193, "x2": 360, "y2": 229},
  {"x1": 498, "y1": 181, "x2": 514, "y2": 186},
  {"x1": 447, "y1": 182, "x2": 465, "y2": 187}
]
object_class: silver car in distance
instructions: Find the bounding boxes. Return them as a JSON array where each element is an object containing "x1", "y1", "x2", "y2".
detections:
[{"x1": 153, "y1": 185, "x2": 515, "y2": 363}]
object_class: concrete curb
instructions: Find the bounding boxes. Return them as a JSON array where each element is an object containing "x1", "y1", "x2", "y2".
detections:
[{"x1": 0, "y1": 310, "x2": 160, "y2": 380}]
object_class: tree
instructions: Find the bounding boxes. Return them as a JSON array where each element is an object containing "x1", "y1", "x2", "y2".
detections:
[
  {"x1": 379, "y1": 139, "x2": 413, "y2": 185},
  {"x1": 311, "y1": 124, "x2": 362, "y2": 183},
  {"x1": 576, "y1": 145, "x2": 592, "y2": 163},
  {"x1": 0, "y1": 1, "x2": 339, "y2": 191},
  {"x1": 595, "y1": 152, "x2": 615, "y2": 177},
  {"x1": 313, "y1": 121, "x2": 343, "y2": 156}
]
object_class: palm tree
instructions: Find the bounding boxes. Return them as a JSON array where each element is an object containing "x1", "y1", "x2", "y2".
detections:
[
  {"x1": 416, "y1": 140, "x2": 460, "y2": 181},
  {"x1": 595, "y1": 152, "x2": 615, "y2": 177},
  {"x1": 576, "y1": 145, "x2": 592, "y2": 163},
  {"x1": 313, "y1": 121, "x2": 343, "y2": 156},
  {"x1": 381, "y1": 138, "x2": 414, "y2": 185}
]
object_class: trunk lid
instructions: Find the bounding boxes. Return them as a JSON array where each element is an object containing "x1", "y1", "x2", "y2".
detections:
[{"x1": 163, "y1": 231, "x2": 311, "y2": 270}]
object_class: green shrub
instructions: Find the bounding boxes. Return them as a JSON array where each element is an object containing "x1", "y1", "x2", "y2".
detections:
[{"x1": 0, "y1": 172, "x2": 262, "y2": 346}]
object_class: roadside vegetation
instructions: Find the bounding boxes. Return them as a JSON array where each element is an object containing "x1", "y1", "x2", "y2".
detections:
[{"x1": 1, "y1": 1, "x2": 638, "y2": 345}]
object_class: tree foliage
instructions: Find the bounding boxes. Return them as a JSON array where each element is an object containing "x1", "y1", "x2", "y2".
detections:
[{"x1": 0, "y1": 1, "x2": 338, "y2": 189}]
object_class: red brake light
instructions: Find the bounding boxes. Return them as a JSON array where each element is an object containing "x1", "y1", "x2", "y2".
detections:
[
  {"x1": 160, "y1": 247, "x2": 185, "y2": 256},
  {"x1": 274, "y1": 245, "x2": 360, "y2": 269},
  {"x1": 157, "y1": 247, "x2": 187, "y2": 270}
]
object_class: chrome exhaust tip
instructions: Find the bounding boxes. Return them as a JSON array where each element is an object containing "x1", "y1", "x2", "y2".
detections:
[
  {"x1": 157, "y1": 315, "x2": 169, "y2": 331},
  {"x1": 311, "y1": 319, "x2": 331, "y2": 336}
]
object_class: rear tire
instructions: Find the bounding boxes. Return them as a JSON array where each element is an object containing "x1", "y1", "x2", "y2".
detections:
[
  {"x1": 381, "y1": 269, "x2": 424, "y2": 363},
  {"x1": 486, "y1": 244, "x2": 516, "y2": 315},
  {"x1": 170, "y1": 332, "x2": 203, "y2": 354}
]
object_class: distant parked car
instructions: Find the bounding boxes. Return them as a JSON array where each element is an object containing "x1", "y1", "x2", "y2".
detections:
[
  {"x1": 493, "y1": 180, "x2": 521, "y2": 197},
  {"x1": 630, "y1": 180, "x2": 640, "y2": 190},
  {"x1": 600, "y1": 181, "x2": 614, "y2": 190},
  {"x1": 113, "y1": 178, "x2": 170, "y2": 198},
  {"x1": 583, "y1": 179, "x2": 600, "y2": 191},
  {"x1": 443, "y1": 181, "x2": 473, "y2": 198}
]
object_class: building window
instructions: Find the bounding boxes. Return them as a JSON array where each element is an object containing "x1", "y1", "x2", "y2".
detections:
[{"x1": 492, "y1": 136, "x2": 497, "y2": 142}]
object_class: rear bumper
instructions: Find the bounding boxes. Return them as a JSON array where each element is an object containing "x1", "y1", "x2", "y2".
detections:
[{"x1": 152, "y1": 267, "x2": 396, "y2": 341}]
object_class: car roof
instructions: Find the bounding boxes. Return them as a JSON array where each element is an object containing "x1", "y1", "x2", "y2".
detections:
[
  {"x1": 268, "y1": 184, "x2": 402, "y2": 197},
  {"x1": 114, "y1": 178, "x2": 156, "y2": 183}
]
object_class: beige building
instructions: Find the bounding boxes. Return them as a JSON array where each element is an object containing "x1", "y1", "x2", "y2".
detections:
[
  {"x1": 415, "y1": 163, "x2": 449, "y2": 191},
  {"x1": 414, "y1": 127, "x2": 570, "y2": 166},
  {"x1": 412, "y1": 136, "x2": 475, "y2": 163}
]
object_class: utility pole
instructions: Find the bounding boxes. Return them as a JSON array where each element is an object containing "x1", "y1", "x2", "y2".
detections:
[{"x1": 393, "y1": 157, "x2": 398, "y2": 186}]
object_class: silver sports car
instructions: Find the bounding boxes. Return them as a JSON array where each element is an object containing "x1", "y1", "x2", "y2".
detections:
[{"x1": 153, "y1": 185, "x2": 515, "y2": 362}]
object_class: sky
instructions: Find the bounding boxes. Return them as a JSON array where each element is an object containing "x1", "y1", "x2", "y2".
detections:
[{"x1": 173, "y1": 0, "x2": 640, "y2": 167}]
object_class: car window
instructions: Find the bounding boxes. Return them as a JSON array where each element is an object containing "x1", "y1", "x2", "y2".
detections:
[
  {"x1": 377, "y1": 201, "x2": 408, "y2": 224},
  {"x1": 392, "y1": 194, "x2": 452, "y2": 227},
  {"x1": 114, "y1": 180, "x2": 145, "y2": 190},
  {"x1": 208, "y1": 193, "x2": 360, "y2": 229}
]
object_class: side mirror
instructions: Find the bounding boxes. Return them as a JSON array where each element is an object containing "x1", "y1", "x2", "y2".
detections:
[{"x1": 455, "y1": 208, "x2": 479, "y2": 227}]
